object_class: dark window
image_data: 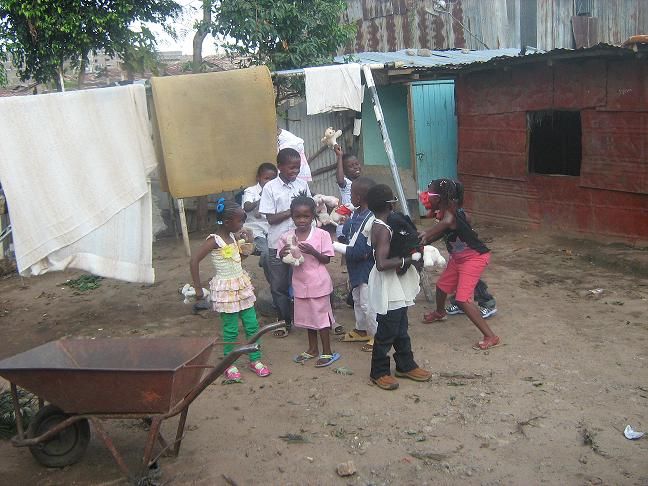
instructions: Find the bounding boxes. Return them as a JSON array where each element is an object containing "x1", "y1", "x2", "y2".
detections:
[{"x1": 528, "y1": 110, "x2": 582, "y2": 176}]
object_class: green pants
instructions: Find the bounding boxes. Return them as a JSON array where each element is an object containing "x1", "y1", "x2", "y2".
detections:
[{"x1": 220, "y1": 307, "x2": 261, "y2": 362}]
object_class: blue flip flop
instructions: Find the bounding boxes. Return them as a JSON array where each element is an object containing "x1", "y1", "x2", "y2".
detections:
[{"x1": 315, "y1": 352, "x2": 341, "y2": 368}]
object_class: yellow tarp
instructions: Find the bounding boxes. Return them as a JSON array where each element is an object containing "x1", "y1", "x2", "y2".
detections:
[{"x1": 150, "y1": 66, "x2": 277, "y2": 198}]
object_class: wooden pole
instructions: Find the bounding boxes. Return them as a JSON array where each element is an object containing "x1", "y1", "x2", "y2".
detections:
[{"x1": 177, "y1": 198, "x2": 191, "y2": 257}]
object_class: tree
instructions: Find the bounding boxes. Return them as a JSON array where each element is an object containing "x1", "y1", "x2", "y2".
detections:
[
  {"x1": 0, "y1": 0, "x2": 181, "y2": 90},
  {"x1": 213, "y1": 0, "x2": 354, "y2": 102}
]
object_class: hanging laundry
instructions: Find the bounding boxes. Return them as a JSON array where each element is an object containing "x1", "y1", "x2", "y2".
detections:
[
  {"x1": 304, "y1": 63, "x2": 363, "y2": 115},
  {"x1": 151, "y1": 66, "x2": 277, "y2": 197},
  {"x1": 277, "y1": 128, "x2": 312, "y2": 182},
  {"x1": 0, "y1": 84, "x2": 157, "y2": 283}
]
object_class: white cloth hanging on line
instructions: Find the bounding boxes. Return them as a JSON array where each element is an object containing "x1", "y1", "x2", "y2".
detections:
[
  {"x1": 304, "y1": 63, "x2": 363, "y2": 115},
  {"x1": 0, "y1": 84, "x2": 157, "y2": 283}
]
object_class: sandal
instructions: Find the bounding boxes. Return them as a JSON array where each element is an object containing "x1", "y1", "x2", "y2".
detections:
[
  {"x1": 293, "y1": 351, "x2": 316, "y2": 363},
  {"x1": 315, "y1": 352, "x2": 341, "y2": 368},
  {"x1": 273, "y1": 327, "x2": 289, "y2": 338},
  {"x1": 472, "y1": 336, "x2": 501, "y2": 351},
  {"x1": 340, "y1": 330, "x2": 371, "y2": 342},
  {"x1": 332, "y1": 325, "x2": 345, "y2": 335},
  {"x1": 361, "y1": 338, "x2": 374, "y2": 353},
  {"x1": 249, "y1": 361, "x2": 271, "y2": 377},
  {"x1": 223, "y1": 365, "x2": 242, "y2": 384},
  {"x1": 422, "y1": 310, "x2": 447, "y2": 324}
]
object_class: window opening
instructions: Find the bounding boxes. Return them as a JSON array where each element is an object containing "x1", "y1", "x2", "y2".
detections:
[{"x1": 528, "y1": 110, "x2": 582, "y2": 176}]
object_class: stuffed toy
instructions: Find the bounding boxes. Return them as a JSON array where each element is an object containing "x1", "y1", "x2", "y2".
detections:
[
  {"x1": 180, "y1": 283, "x2": 211, "y2": 305},
  {"x1": 386, "y1": 212, "x2": 446, "y2": 270},
  {"x1": 313, "y1": 194, "x2": 340, "y2": 227},
  {"x1": 330, "y1": 203, "x2": 354, "y2": 226},
  {"x1": 321, "y1": 127, "x2": 342, "y2": 148},
  {"x1": 282, "y1": 235, "x2": 304, "y2": 267}
]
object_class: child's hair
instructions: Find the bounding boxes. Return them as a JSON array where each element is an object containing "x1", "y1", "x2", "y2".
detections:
[
  {"x1": 277, "y1": 148, "x2": 300, "y2": 166},
  {"x1": 351, "y1": 177, "x2": 376, "y2": 201},
  {"x1": 257, "y1": 162, "x2": 277, "y2": 176},
  {"x1": 342, "y1": 153, "x2": 358, "y2": 164},
  {"x1": 367, "y1": 184, "x2": 395, "y2": 213},
  {"x1": 290, "y1": 190, "x2": 316, "y2": 215},
  {"x1": 215, "y1": 198, "x2": 242, "y2": 225},
  {"x1": 430, "y1": 178, "x2": 463, "y2": 206}
]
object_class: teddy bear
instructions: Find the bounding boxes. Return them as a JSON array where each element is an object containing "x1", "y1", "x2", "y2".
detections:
[
  {"x1": 313, "y1": 194, "x2": 340, "y2": 227},
  {"x1": 321, "y1": 127, "x2": 342, "y2": 148},
  {"x1": 412, "y1": 245, "x2": 447, "y2": 269},
  {"x1": 329, "y1": 203, "x2": 354, "y2": 226},
  {"x1": 282, "y1": 234, "x2": 304, "y2": 267}
]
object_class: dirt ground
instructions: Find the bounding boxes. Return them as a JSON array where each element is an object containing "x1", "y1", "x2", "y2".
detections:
[{"x1": 0, "y1": 222, "x2": 647, "y2": 486}]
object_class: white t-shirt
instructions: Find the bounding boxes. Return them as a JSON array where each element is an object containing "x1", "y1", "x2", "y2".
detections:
[
  {"x1": 336, "y1": 176, "x2": 353, "y2": 238},
  {"x1": 242, "y1": 183, "x2": 269, "y2": 239},
  {"x1": 259, "y1": 176, "x2": 311, "y2": 250}
]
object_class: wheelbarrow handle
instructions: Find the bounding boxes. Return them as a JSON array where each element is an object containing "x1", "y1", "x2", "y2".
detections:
[
  {"x1": 166, "y1": 343, "x2": 259, "y2": 417},
  {"x1": 245, "y1": 321, "x2": 286, "y2": 344}
]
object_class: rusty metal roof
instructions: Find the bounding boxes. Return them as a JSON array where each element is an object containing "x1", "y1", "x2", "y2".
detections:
[{"x1": 334, "y1": 47, "x2": 523, "y2": 68}]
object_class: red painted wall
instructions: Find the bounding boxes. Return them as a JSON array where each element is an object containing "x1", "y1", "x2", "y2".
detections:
[{"x1": 456, "y1": 58, "x2": 648, "y2": 243}]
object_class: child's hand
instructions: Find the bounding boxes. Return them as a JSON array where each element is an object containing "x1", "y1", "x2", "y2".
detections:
[
  {"x1": 298, "y1": 242, "x2": 317, "y2": 256},
  {"x1": 334, "y1": 144, "x2": 342, "y2": 157},
  {"x1": 279, "y1": 245, "x2": 290, "y2": 258}
]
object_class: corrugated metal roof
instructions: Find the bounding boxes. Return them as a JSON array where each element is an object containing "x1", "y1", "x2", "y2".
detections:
[{"x1": 334, "y1": 47, "x2": 524, "y2": 68}]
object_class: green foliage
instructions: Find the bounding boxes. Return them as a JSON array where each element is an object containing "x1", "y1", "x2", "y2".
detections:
[
  {"x1": 213, "y1": 0, "x2": 355, "y2": 101},
  {"x1": 0, "y1": 0, "x2": 181, "y2": 87},
  {"x1": 0, "y1": 389, "x2": 37, "y2": 440},
  {"x1": 63, "y1": 274, "x2": 103, "y2": 292}
]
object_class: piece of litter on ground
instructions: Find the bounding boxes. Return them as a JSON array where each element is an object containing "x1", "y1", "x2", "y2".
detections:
[
  {"x1": 279, "y1": 433, "x2": 308, "y2": 443},
  {"x1": 336, "y1": 460, "x2": 357, "y2": 477},
  {"x1": 333, "y1": 366, "x2": 353, "y2": 375},
  {"x1": 624, "y1": 425, "x2": 644, "y2": 440}
]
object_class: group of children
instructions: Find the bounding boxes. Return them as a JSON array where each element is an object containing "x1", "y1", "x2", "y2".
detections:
[{"x1": 190, "y1": 144, "x2": 500, "y2": 389}]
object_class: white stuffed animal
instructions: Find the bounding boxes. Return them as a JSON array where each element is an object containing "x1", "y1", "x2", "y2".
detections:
[
  {"x1": 411, "y1": 245, "x2": 447, "y2": 269},
  {"x1": 282, "y1": 235, "x2": 304, "y2": 267},
  {"x1": 329, "y1": 203, "x2": 354, "y2": 226},
  {"x1": 321, "y1": 127, "x2": 342, "y2": 148},
  {"x1": 180, "y1": 283, "x2": 211, "y2": 304},
  {"x1": 313, "y1": 194, "x2": 340, "y2": 227}
]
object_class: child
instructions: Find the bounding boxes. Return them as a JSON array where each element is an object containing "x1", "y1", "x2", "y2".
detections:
[
  {"x1": 260, "y1": 148, "x2": 345, "y2": 338},
  {"x1": 334, "y1": 177, "x2": 377, "y2": 352},
  {"x1": 242, "y1": 162, "x2": 278, "y2": 285},
  {"x1": 190, "y1": 198, "x2": 271, "y2": 382},
  {"x1": 279, "y1": 193, "x2": 340, "y2": 367},
  {"x1": 277, "y1": 127, "x2": 312, "y2": 182},
  {"x1": 334, "y1": 145, "x2": 362, "y2": 241},
  {"x1": 419, "y1": 178, "x2": 501, "y2": 351},
  {"x1": 366, "y1": 184, "x2": 431, "y2": 391}
]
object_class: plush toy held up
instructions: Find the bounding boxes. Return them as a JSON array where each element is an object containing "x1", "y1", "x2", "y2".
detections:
[
  {"x1": 386, "y1": 212, "x2": 447, "y2": 270},
  {"x1": 313, "y1": 194, "x2": 340, "y2": 227},
  {"x1": 330, "y1": 203, "x2": 354, "y2": 226},
  {"x1": 321, "y1": 127, "x2": 342, "y2": 148},
  {"x1": 282, "y1": 235, "x2": 304, "y2": 267}
]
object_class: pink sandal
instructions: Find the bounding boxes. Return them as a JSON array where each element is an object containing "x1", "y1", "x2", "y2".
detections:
[
  {"x1": 224, "y1": 365, "x2": 242, "y2": 383},
  {"x1": 472, "y1": 336, "x2": 501, "y2": 351},
  {"x1": 249, "y1": 361, "x2": 271, "y2": 377},
  {"x1": 422, "y1": 310, "x2": 447, "y2": 324}
]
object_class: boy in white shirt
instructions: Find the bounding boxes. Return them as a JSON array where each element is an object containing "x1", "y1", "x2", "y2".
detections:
[{"x1": 242, "y1": 162, "x2": 278, "y2": 284}]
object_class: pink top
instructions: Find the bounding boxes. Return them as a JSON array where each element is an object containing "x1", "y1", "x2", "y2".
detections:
[{"x1": 280, "y1": 227, "x2": 334, "y2": 299}]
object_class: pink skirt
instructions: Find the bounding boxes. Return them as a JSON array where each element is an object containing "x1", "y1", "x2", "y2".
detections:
[{"x1": 293, "y1": 295, "x2": 335, "y2": 330}]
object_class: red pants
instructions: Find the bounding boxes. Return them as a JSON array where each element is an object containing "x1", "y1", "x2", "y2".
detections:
[{"x1": 436, "y1": 249, "x2": 490, "y2": 303}]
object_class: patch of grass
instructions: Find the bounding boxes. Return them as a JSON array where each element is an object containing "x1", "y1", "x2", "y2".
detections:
[{"x1": 62, "y1": 274, "x2": 103, "y2": 292}]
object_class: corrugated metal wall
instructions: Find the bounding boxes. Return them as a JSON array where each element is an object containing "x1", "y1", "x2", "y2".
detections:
[
  {"x1": 455, "y1": 57, "x2": 648, "y2": 242},
  {"x1": 343, "y1": 0, "x2": 648, "y2": 53},
  {"x1": 279, "y1": 101, "x2": 355, "y2": 197}
]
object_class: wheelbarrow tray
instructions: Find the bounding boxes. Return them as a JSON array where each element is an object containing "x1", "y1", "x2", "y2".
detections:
[{"x1": 0, "y1": 337, "x2": 215, "y2": 415}]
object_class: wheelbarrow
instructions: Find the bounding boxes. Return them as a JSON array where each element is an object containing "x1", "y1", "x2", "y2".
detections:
[{"x1": 0, "y1": 321, "x2": 284, "y2": 484}]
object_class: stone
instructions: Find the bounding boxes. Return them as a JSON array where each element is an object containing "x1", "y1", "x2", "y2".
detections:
[{"x1": 336, "y1": 460, "x2": 357, "y2": 477}]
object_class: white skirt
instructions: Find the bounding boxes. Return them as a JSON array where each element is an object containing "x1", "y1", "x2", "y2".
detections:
[{"x1": 367, "y1": 265, "x2": 420, "y2": 316}]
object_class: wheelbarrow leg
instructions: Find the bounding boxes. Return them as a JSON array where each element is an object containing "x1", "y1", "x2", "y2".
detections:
[
  {"x1": 10, "y1": 383, "x2": 25, "y2": 440},
  {"x1": 142, "y1": 417, "x2": 162, "y2": 472},
  {"x1": 172, "y1": 408, "x2": 189, "y2": 457},
  {"x1": 92, "y1": 418, "x2": 134, "y2": 481}
]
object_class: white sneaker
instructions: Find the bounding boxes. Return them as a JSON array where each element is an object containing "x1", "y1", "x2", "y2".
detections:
[
  {"x1": 446, "y1": 303, "x2": 464, "y2": 315},
  {"x1": 480, "y1": 306, "x2": 497, "y2": 319}
]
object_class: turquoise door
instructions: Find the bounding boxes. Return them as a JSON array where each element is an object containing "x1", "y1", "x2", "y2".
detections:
[{"x1": 410, "y1": 81, "x2": 458, "y2": 209}]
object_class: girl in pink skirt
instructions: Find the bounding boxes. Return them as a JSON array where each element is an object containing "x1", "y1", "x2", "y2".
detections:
[{"x1": 279, "y1": 193, "x2": 341, "y2": 367}]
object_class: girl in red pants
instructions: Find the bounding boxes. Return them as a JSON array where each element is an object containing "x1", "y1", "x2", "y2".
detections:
[{"x1": 419, "y1": 179, "x2": 501, "y2": 351}]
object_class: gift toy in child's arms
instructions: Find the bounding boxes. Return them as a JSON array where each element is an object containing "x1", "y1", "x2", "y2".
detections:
[
  {"x1": 329, "y1": 203, "x2": 354, "y2": 226},
  {"x1": 386, "y1": 212, "x2": 446, "y2": 269},
  {"x1": 313, "y1": 194, "x2": 340, "y2": 227},
  {"x1": 282, "y1": 235, "x2": 304, "y2": 267}
]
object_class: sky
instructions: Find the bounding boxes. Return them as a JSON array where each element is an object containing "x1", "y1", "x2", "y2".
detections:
[{"x1": 147, "y1": 1, "x2": 219, "y2": 56}]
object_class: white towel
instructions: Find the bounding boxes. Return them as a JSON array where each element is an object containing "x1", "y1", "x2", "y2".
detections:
[
  {"x1": 304, "y1": 63, "x2": 363, "y2": 115},
  {"x1": 0, "y1": 85, "x2": 157, "y2": 283}
]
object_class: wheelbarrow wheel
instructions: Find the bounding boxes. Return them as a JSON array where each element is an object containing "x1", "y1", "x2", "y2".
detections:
[{"x1": 27, "y1": 405, "x2": 91, "y2": 468}]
